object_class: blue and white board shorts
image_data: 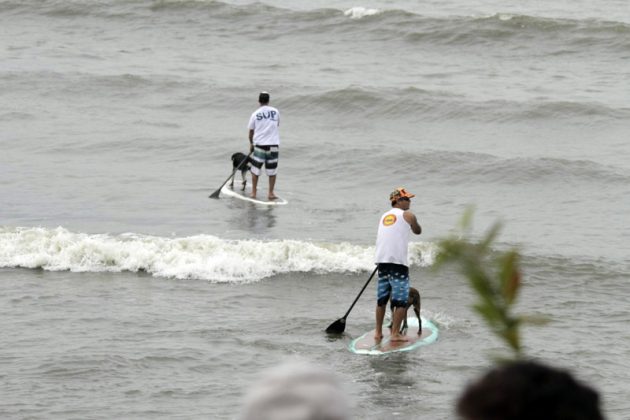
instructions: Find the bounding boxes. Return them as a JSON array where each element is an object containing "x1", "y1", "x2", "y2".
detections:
[
  {"x1": 250, "y1": 145, "x2": 279, "y2": 176},
  {"x1": 376, "y1": 263, "x2": 410, "y2": 308}
]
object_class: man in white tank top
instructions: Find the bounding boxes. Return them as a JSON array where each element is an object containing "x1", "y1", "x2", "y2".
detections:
[{"x1": 374, "y1": 187, "x2": 422, "y2": 342}]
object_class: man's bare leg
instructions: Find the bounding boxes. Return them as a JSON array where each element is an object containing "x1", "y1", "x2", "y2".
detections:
[
  {"x1": 251, "y1": 173, "x2": 259, "y2": 198},
  {"x1": 374, "y1": 304, "x2": 386, "y2": 341},
  {"x1": 390, "y1": 307, "x2": 409, "y2": 342},
  {"x1": 268, "y1": 175, "x2": 277, "y2": 200}
]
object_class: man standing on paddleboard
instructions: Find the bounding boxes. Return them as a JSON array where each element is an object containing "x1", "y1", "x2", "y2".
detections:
[
  {"x1": 374, "y1": 188, "x2": 422, "y2": 342},
  {"x1": 248, "y1": 91, "x2": 280, "y2": 200}
]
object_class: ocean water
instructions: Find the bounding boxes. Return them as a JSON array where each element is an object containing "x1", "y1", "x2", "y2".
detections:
[{"x1": 1, "y1": 0, "x2": 629, "y2": 418}]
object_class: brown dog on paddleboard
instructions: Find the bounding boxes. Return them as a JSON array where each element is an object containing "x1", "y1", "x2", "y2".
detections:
[{"x1": 389, "y1": 287, "x2": 421, "y2": 335}]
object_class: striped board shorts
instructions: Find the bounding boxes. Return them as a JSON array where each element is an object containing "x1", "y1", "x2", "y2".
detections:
[{"x1": 251, "y1": 145, "x2": 279, "y2": 176}]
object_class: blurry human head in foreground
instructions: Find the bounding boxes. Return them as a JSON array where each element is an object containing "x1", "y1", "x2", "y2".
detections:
[
  {"x1": 239, "y1": 360, "x2": 349, "y2": 420},
  {"x1": 457, "y1": 360, "x2": 604, "y2": 420}
]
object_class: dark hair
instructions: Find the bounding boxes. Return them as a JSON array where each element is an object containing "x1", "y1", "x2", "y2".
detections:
[
  {"x1": 259, "y1": 92, "x2": 270, "y2": 104},
  {"x1": 457, "y1": 360, "x2": 604, "y2": 420}
]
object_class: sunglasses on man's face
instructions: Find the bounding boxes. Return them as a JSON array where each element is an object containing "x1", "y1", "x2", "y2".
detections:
[{"x1": 398, "y1": 197, "x2": 410, "y2": 202}]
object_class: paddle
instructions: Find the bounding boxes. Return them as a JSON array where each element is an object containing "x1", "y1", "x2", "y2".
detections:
[
  {"x1": 325, "y1": 266, "x2": 379, "y2": 334},
  {"x1": 209, "y1": 151, "x2": 253, "y2": 199}
]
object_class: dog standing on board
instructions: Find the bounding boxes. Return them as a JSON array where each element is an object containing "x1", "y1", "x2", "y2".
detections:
[
  {"x1": 229, "y1": 152, "x2": 253, "y2": 191},
  {"x1": 389, "y1": 287, "x2": 422, "y2": 335}
]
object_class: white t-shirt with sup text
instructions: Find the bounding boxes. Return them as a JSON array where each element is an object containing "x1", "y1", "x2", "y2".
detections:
[{"x1": 248, "y1": 105, "x2": 280, "y2": 146}]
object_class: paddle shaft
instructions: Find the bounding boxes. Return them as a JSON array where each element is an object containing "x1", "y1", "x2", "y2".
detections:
[
  {"x1": 341, "y1": 266, "x2": 378, "y2": 320},
  {"x1": 209, "y1": 151, "x2": 253, "y2": 198}
]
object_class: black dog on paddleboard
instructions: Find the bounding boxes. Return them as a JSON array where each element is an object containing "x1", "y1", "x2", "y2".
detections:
[
  {"x1": 388, "y1": 287, "x2": 422, "y2": 335},
  {"x1": 229, "y1": 152, "x2": 253, "y2": 191}
]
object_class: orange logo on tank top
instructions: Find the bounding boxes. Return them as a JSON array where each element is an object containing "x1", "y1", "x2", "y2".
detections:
[{"x1": 383, "y1": 214, "x2": 397, "y2": 226}]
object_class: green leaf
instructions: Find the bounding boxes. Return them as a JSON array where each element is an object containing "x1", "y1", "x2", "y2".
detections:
[
  {"x1": 498, "y1": 251, "x2": 520, "y2": 304},
  {"x1": 434, "y1": 210, "x2": 550, "y2": 361}
]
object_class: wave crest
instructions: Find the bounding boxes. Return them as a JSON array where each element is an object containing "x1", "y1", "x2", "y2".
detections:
[
  {"x1": 344, "y1": 7, "x2": 381, "y2": 20},
  {"x1": 0, "y1": 227, "x2": 436, "y2": 282},
  {"x1": 284, "y1": 88, "x2": 629, "y2": 122}
]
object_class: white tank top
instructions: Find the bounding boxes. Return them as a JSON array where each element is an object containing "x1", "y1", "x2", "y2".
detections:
[{"x1": 375, "y1": 207, "x2": 411, "y2": 266}]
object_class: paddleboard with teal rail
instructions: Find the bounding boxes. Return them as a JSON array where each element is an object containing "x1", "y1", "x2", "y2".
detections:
[
  {"x1": 220, "y1": 181, "x2": 287, "y2": 206},
  {"x1": 349, "y1": 316, "x2": 438, "y2": 355}
]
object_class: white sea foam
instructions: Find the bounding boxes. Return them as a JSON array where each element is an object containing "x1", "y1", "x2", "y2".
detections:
[
  {"x1": 422, "y1": 309, "x2": 465, "y2": 330},
  {"x1": 0, "y1": 227, "x2": 436, "y2": 282},
  {"x1": 497, "y1": 13, "x2": 515, "y2": 21},
  {"x1": 343, "y1": 7, "x2": 381, "y2": 19}
]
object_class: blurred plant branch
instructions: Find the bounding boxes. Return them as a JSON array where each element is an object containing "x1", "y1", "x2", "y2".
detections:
[{"x1": 434, "y1": 208, "x2": 547, "y2": 359}]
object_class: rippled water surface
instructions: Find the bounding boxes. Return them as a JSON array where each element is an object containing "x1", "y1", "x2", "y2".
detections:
[{"x1": 2, "y1": 0, "x2": 629, "y2": 418}]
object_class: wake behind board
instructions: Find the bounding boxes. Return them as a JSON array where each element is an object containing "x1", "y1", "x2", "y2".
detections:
[
  {"x1": 220, "y1": 182, "x2": 287, "y2": 206},
  {"x1": 349, "y1": 316, "x2": 438, "y2": 355}
]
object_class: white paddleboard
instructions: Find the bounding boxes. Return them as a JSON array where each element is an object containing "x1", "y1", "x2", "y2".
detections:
[
  {"x1": 220, "y1": 182, "x2": 288, "y2": 206},
  {"x1": 349, "y1": 316, "x2": 438, "y2": 355}
]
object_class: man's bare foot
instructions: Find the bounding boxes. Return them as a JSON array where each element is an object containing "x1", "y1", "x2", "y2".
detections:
[
  {"x1": 390, "y1": 334, "x2": 409, "y2": 342},
  {"x1": 268, "y1": 194, "x2": 278, "y2": 200},
  {"x1": 374, "y1": 333, "x2": 383, "y2": 342},
  {"x1": 250, "y1": 193, "x2": 257, "y2": 199}
]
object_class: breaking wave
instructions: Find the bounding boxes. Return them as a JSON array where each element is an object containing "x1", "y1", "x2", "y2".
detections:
[{"x1": 0, "y1": 226, "x2": 437, "y2": 282}]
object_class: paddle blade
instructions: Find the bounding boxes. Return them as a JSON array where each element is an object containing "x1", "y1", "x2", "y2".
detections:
[
  {"x1": 209, "y1": 189, "x2": 221, "y2": 199},
  {"x1": 325, "y1": 318, "x2": 346, "y2": 334}
]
